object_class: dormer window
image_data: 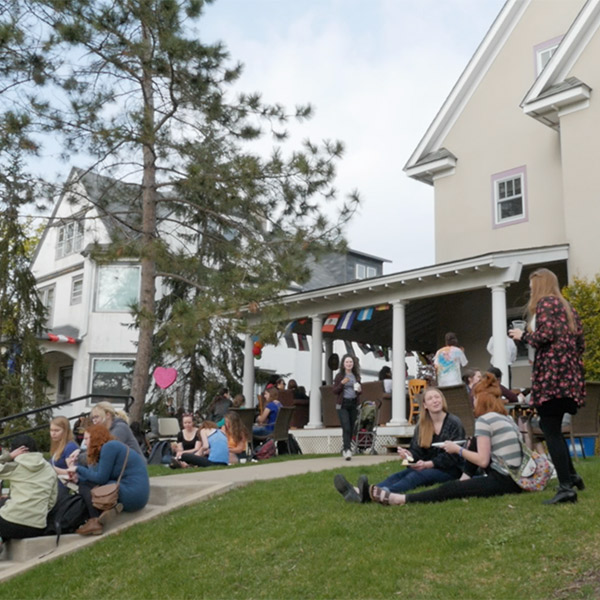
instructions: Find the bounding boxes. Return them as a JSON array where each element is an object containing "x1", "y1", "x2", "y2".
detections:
[
  {"x1": 56, "y1": 218, "x2": 84, "y2": 259},
  {"x1": 355, "y1": 264, "x2": 377, "y2": 280},
  {"x1": 534, "y1": 36, "x2": 562, "y2": 76},
  {"x1": 491, "y1": 166, "x2": 528, "y2": 228}
]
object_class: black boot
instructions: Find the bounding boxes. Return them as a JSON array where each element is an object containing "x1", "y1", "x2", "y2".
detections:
[
  {"x1": 571, "y1": 474, "x2": 585, "y2": 490},
  {"x1": 543, "y1": 485, "x2": 577, "y2": 505}
]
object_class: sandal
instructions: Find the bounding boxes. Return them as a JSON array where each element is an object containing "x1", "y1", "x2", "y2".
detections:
[{"x1": 369, "y1": 485, "x2": 391, "y2": 505}]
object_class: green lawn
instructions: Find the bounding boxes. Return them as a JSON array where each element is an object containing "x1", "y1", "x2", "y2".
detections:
[{"x1": 2, "y1": 457, "x2": 599, "y2": 599}]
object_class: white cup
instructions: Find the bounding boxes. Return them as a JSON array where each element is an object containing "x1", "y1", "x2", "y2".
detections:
[
  {"x1": 354, "y1": 382, "x2": 362, "y2": 393},
  {"x1": 511, "y1": 320, "x2": 526, "y2": 331}
]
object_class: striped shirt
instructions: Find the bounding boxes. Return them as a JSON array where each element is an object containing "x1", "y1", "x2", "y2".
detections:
[{"x1": 475, "y1": 412, "x2": 522, "y2": 475}]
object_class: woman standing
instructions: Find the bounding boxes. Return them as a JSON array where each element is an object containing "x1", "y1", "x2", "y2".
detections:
[
  {"x1": 332, "y1": 354, "x2": 361, "y2": 461},
  {"x1": 334, "y1": 387, "x2": 465, "y2": 502},
  {"x1": 509, "y1": 268, "x2": 585, "y2": 504}
]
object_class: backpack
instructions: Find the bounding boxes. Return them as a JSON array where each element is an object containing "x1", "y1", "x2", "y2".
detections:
[
  {"x1": 45, "y1": 486, "x2": 89, "y2": 544},
  {"x1": 253, "y1": 439, "x2": 276, "y2": 460},
  {"x1": 147, "y1": 440, "x2": 173, "y2": 465},
  {"x1": 277, "y1": 434, "x2": 302, "y2": 455}
]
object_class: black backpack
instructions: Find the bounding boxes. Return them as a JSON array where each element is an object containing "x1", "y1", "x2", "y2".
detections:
[
  {"x1": 45, "y1": 486, "x2": 89, "y2": 544},
  {"x1": 147, "y1": 440, "x2": 173, "y2": 465}
]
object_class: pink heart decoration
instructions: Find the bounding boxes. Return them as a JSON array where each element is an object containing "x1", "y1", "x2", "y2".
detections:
[{"x1": 153, "y1": 367, "x2": 177, "y2": 389}]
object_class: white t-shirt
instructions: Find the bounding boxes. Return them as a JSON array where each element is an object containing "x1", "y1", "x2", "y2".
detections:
[{"x1": 434, "y1": 345, "x2": 468, "y2": 386}]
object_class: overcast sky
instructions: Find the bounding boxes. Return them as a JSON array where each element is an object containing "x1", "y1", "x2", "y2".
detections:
[{"x1": 198, "y1": 0, "x2": 506, "y2": 273}]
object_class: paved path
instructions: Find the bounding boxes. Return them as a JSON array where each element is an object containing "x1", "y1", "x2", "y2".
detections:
[{"x1": 0, "y1": 454, "x2": 397, "y2": 582}]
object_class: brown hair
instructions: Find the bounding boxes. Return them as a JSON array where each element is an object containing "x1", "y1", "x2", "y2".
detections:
[
  {"x1": 200, "y1": 420, "x2": 219, "y2": 430},
  {"x1": 85, "y1": 424, "x2": 114, "y2": 465},
  {"x1": 417, "y1": 387, "x2": 448, "y2": 448},
  {"x1": 472, "y1": 373, "x2": 507, "y2": 417},
  {"x1": 264, "y1": 387, "x2": 279, "y2": 402},
  {"x1": 224, "y1": 411, "x2": 248, "y2": 446},
  {"x1": 50, "y1": 416, "x2": 75, "y2": 461},
  {"x1": 527, "y1": 268, "x2": 576, "y2": 333}
]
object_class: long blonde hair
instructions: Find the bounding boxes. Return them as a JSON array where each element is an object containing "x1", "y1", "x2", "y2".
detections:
[
  {"x1": 417, "y1": 387, "x2": 448, "y2": 448},
  {"x1": 527, "y1": 268, "x2": 576, "y2": 333},
  {"x1": 50, "y1": 416, "x2": 75, "y2": 461}
]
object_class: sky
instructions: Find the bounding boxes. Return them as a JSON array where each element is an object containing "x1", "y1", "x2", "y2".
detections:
[{"x1": 196, "y1": 0, "x2": 506, "y2": 273}]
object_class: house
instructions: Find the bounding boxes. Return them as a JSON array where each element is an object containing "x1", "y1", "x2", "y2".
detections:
[{"x1": 241, "y1": 0, "x2": 600, "y2": 433}]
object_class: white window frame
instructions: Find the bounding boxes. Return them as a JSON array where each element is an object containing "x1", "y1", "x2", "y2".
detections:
[
  {"x1": 533, "y1": 36, "x2": 562, "y2": 76},
  {"x1": 89, "y1": 356, "x2": 135, "y2": 400},
  {"x1": 491, "y1": 166, "x2": 528, "y2": 228},
  {"x1": 94, "y1": 264, "x2": 141, "y2": 312},
  {"x1": 355, "y1": 264, "x2": 366, "y2": 280},
  {"x1": 39, "y1": 284, "x2": 56, "y2": 327},
  {"x1": 56, "y1": 218, "x2": 84, "y2": 259},
  {"x1": 70, "y1": 275, "x2": 83, "y2": 305},
  {"x1": 366, "y1": 266, "x2": 377, "y2": 278}
]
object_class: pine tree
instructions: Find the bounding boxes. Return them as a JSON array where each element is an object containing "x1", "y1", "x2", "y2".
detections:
[{"x1": 33, "y1": 0, "x2": 359, "y2": 422}]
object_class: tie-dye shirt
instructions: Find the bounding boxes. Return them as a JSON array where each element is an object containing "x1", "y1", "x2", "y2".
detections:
[{"x1": 434, "y1": 345, "x2": 468, "y2": 386}]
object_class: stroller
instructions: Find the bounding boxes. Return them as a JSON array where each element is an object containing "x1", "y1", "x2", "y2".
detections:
[{"x1": 351, "y1": 400, "x2": 380, "y2": 455}]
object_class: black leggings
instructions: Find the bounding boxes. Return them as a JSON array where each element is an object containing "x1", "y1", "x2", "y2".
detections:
[
  {"x1": 537, "y1": 398, "x2": 578, "y2": 488},
  {"x1": 180, "y1": 453, "x2": 227, "y2": 468},
  {"x1": 337, "y1": 402, "x2": 358, "y2": 452},
  {"x1": 78, "y1": 481, "x2": 100, "y2": 519},
  {"x1": 405, "y1": 468, "x2": 521, "y2": 504},
  {"x1": 0, "y1": 515, "x2": 46, "y2": 541}
]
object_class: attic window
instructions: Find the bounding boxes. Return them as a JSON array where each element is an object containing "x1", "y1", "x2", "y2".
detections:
[
  {"x1": 355, "y1": 264, "x2": 377, "y2": 280},
  {"x1": 56, "y1": 219, "x2": 84, "y2": 259},
  {"x1": 491, "y1": 166, "x2": 528, "y2": 228},
  {"x1": 534, "y1": 36, "x2": 562, "y2": 76}
]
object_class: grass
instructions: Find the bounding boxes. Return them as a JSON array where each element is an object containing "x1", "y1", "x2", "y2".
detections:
[{"x1": 2, "y1": 457, "x2": 600, "y2": 599}]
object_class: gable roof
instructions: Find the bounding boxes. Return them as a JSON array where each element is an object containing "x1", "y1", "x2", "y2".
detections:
[{"x1": 404, "y1": 0, "x2": 531, "y2": 181}]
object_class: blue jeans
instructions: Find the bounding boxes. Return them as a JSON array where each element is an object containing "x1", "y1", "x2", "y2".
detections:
[{"x1": 377, "y1": 467, "x2": 455, "y2": 494}]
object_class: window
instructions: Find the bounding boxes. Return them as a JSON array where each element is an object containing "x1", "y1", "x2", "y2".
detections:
[
  {"x1": 71, "y1": 275, "x2": 83, "y2": 305},
  {"x1": 90, "y1": 357, "x2": 134, "y2": 399},
  {"x1": 95, "y1": 265, "x2": 140, "y2": 312},
  {"x1": 367, "y1": 266, "x2": 377, "y2": 278},
  {"x1": 491, "y1": 167, "x2": 527, "y2": 227},
  {"x1": 39, "y1": 285, "x2": 56, "y2": 327},
  {"x1": 56, "y1": 219, "x2": 84, "y2": 259},
  {"x1": 355, "y1": 264, "x2": 366, "y2": 279},
  {"x1": 534, "y1": 36, "x2": 562, "y2": 76}
]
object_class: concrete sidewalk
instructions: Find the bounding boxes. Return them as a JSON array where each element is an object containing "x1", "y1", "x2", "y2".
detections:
[{"x1": 0, "y1": 454, "x2": 397, "y2": 582}]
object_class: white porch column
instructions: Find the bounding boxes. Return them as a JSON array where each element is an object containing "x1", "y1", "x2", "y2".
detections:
[
  {"x1": 390, "y1": 300, "x2": 408, "y2": 425},
  {"x1": 324, "y1": 338, "x2": 334, "y2": 385},
  {"x1": 489, "y1": 284, "x2": 509, "y2": 387},
  {"x1": 243, "y1": 334, "x2": 256, "y2": 408},
  {"x1": 306, "y1": 314, "x2": 324, "y2": 429}
]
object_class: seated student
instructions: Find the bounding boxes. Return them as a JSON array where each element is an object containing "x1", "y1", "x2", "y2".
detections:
[
  {"x1": 368, "y1": 374, "x2": 525, "y2": 506},
  {"x1": 170, "y1": 413, "x2": 201, "y2": 469},
  {"x1": 462, "y1": 368, "x2": 482, "y2": 405},
  {"x1": 486, "y1": 367, "x2": 520, "y2": 403},
  {"x1": 0, "y1": 435, "x2": 58, "y2": 548},
  {"x1": 49, "y1": 416, "x2": 79, "y2": 483},
  {"x1": 89, "y1": 402, "x2": 144, "y2": 456},
  {"x1": 253, "y1": 387, "x2": 282, "y2": 438},
  {"x1": 67, "y1": 424, "x2": 150, "y2": 535},
  {"x1": 378, "y1": 366, "x2": 393, "y2": 395},
  {"x1": 287, "y1": 379, "x2": 308, "y2": 400},
  {"x1": 232, "y1": 393, "x2": 245, "y2": 408},
  {"x1": 207, "y1": 388, "x2": 233, "y2": 425},
  {"x1": 223, "y1": 411, "x2": 248, "y2": 464},
  {"x1": 179, "y1": 421, "x2": 229, "y2": 468},
  {"x1": 334, "y1": 387, "x2": 465, "y2": 503}
]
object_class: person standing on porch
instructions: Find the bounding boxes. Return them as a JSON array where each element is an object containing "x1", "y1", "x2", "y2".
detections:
[
  {"x1": 433, "y1": 332, "x2": 468, "y2": 386},
  {"x1": 509, "y1": 268, "x2": 585, "y2": 504},
  {"x1": 332, "y1": 354, "x2": 361, "y2": 461}
]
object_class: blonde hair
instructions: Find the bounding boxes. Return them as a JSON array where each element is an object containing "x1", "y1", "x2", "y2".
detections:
[
  {"x1": 417, "y1": 388, "x2": 448, "y2": 448},
  {"x1": 91, "y1": 401, "x2": 129, "y2": 425},
  {"x1": 50, "y1": 416, "x2": 74, "y2": 461},
  {"x1": 528, "y1": 268, "x2": 576, "y2": 333}
]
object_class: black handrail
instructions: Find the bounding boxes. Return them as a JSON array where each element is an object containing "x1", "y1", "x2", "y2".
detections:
[{"x1": 0, "y1": 394, "x2": 134, "y2": 444}]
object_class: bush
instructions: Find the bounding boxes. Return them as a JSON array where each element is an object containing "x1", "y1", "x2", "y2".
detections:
[{"x1": 564, "y1": 275, "x2": 600, "y2": 381}]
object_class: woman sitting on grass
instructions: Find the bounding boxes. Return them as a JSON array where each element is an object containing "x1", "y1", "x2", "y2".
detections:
[
  {"x1": 170, "y1": 413, "x2": 201, "y2": 469},
  {"x1": 223, "y1": 411, "x2": 248, "y2": 464},
  {"x1": 369, "y1": 373, "x2": 523, "y2": 506},
  {"x1": 334, "y1": 387, "x2": 465, "y2": 503},
  {"x1": 179, "y1": 421, "x2": 229, "y2": 468}
]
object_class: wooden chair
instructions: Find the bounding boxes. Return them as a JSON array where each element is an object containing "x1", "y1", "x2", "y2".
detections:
[
  {"x1": 230, "y1": 407, "x2": 257, "y2": 455},
  {"x1": 408, "y1": 379, "x2": 427, "y2": 425},
  {"x1": 253, "y1": 406, "x2": 295, "y2": 454},
  {"x1": 438, "y1": 384, "x2": 475, "y2": 438}
]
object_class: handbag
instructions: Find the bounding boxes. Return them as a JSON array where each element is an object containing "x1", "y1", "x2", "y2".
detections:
[
  {"x1": 496, "y1": 422, "x2": 552, "y2": 491},
  {"x1": 91, "y1": 447, "x2": 130, "y2": 511}
]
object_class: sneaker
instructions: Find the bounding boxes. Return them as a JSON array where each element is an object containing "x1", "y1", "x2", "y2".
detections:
[
  {"x1": 333, "y1": 474, "x2": 361, "y2": 503},
  {"x1": 344, "y1": 449, "x2": 352, "y2": 461}
]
